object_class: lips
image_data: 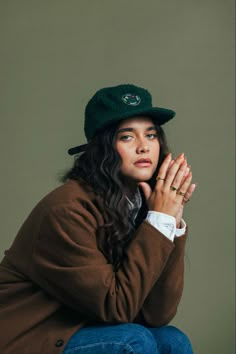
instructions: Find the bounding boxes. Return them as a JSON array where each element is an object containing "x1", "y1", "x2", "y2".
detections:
[{"x1": 134, "y1": 158, "x2": 152, "y2": 167}]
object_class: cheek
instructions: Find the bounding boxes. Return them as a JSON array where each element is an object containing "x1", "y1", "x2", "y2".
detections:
[
  {"x1": 153, "y1": 142, "x2": 160, "y2": 161},
  {"x1": 115, "y1": 143, "x2": 129, "y2": 163}
]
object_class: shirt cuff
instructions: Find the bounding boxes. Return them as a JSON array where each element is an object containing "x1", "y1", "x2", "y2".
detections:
[
  {"x1": 175, "y1": 218, "x2": 187, "y2": 237},
  {"x1": 146, "y1": 211, "x2": 176, "y2": 242},
  {"x1": 146, "y1": 212, "x2": 187, "y2": 242}
]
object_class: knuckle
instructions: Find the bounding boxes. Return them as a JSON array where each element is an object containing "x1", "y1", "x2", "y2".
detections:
[
  {"x1": 175, "y1": 160, "x2": 182, "y2": 167},
  {"x1": 173, "y1": 197, "x2": 179, "y2": 203}
]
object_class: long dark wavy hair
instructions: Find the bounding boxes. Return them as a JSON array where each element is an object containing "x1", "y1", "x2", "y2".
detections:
[{"x1": 62, "y1": 119, "x2": 169, "y2": 271}]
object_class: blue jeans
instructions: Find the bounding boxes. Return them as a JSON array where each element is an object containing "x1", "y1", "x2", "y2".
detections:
[{"x1": 62, "y1": 323, "x2": 193, "y2": 353}]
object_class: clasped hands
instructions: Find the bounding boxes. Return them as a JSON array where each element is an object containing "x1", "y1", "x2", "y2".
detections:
[{"x1": 139, "y1": 153, "x2": 197, "y2": 228}]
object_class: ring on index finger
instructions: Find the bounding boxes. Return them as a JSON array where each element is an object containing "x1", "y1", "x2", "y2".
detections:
[{"x1": 156, "y1": 176, "x2": 165, "y2": 181}]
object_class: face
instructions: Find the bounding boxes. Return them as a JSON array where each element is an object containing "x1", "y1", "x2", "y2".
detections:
[{"x1": 114, "y1": 116, "x2": 160, "y2": 185}]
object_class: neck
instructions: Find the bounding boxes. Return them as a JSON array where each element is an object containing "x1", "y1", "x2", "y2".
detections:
[{"x1": 122, "y1": 179, "x2": 138, "y2": 200}]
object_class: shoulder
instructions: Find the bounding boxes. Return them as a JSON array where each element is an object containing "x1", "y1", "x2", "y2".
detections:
[
  {"x1": 29, "y1": 180, "x2": 105, "y2": 225},
  {"x1": 38, "y1": 179, "x2": 96, "y2": 208},
  {"x1": 35, "y1": 180, "x2": 105, "y2": 243}
]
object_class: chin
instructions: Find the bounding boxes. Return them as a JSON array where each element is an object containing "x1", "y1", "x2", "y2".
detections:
[
  {"x1": 121, "y1": 169, "x2": 155, "y2": 184},
  {"x1": 136, "y1": 177, "x2": 152, "y2": 183},
  {"x1": 133, "y1": 173, "x2": 154, "y2": 182}
]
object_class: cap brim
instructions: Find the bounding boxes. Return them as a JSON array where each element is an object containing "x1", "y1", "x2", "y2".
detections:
[
  {"x1": 142, "y1": 107, "x2": 176, "y2": 124},
  {"x1": 123, "y1": 106, "x2": 176, "y2": 125},
  {"x1": 98, "y1": 106, "x2": 176, "y2": 129},
  {"x1": 68, "y1": 107, "x2": 175, "y2": 155},
  {"x1": 68, "y1": 143, "x2": 88, "y2": 155}
]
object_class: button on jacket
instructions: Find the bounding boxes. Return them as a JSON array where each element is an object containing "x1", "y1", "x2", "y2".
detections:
[{"x1": 0, "y1": 179, "x2": 187, "y2": 354}]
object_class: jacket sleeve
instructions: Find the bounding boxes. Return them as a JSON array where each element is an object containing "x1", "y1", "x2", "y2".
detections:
[
  {"x1": 134, "y1": 233, "x2": 187, "y2": 327},
  {"x1": 31, "y1": 199, "x2": 177, "y2": 324}
]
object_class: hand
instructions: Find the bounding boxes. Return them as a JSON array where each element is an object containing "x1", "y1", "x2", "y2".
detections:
[
  {"x1": 175, "y1": 164, "x2": 196, "y2": 227},
  {"x1": 139, "y1": 153, "x2": 196, "y2": 225}
]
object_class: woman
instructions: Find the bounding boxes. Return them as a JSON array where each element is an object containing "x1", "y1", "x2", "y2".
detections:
[{"x1": 0, "y1": 84, "x2": 196, "y2": 353}]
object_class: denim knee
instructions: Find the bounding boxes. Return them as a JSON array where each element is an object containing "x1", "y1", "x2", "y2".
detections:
[
  {"x1": 154, "y1": 325, "x2": 193, "y2": 354},
  {"x1": 168, "y1": 326, "x2": 193, "y2": 353},
  {"x1": 121, "y1": 323, "x2": 158, "y2": 354}
]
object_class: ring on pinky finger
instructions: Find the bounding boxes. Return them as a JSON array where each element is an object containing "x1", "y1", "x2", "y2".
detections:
[{"x1": 183, "y1": 197, "x2": 190, "y2": 203}]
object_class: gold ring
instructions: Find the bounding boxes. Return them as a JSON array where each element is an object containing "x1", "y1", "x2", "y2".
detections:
[
  {"x1": 156, "y1": 176, "x2": 165, "y2": 181},
  {"x1": 177, "y1": 191, "x2": 185, "y2": 196},
  {"x1": 170, "y1": 186, "x2": 177, "y2": 191},
  {"x1": 183, "y1": 198, "x2": 190, "y2": 203}
]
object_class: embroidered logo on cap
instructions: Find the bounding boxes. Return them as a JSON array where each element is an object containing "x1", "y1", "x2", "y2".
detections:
[{"x1": 122, "y1": 94, "x2": 141, "y2": 106}]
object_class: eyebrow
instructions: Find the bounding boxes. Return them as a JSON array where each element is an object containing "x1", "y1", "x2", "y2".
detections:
[{"x1": 117, "y1": 126, "x2": 157, "y2": 133}]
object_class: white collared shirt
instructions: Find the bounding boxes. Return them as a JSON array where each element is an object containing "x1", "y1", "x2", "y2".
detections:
[{"x1": 126, "y1": 189, "x2": 186, "y2": 242}]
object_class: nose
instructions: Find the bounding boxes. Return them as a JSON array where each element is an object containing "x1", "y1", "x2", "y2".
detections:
[{"x1": 136, "y1": 142, "x2": 150, "y2": 154}]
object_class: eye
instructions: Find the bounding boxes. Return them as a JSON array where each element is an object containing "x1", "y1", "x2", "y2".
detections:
[
  {"x1": 146, "y1": 133, "x2": 158, "y2": 139},
  {"x1": 119, "y1": 135, "x2": 133, "y2": 141}
]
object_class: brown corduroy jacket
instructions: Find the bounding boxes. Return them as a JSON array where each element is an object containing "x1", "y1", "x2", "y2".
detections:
[{"x1": 0, "y1": 179, "x2": 187, "y2": 354}]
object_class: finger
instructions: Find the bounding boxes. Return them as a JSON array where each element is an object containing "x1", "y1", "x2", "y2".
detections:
[
  {"x1": 170, "y1": 159, "x2": 188, "y2": 190},
  {"x1": 180, "y1": 166, "x2": 190, "y2": 185},
  {"x1": 177, "y1": 172, "x2": 193, "y2": 197},
  {"x1": 167, "y1": 159, "x2": 175, "y2": 171},
  {"x1": 184, "y1": 164, "x2": 191, "y2": 177},
  {"x1": 164, "y1": 153, "x2": 185, "y2": 189},
  {"x1": 156, "y1": 153, "x2": 172, "y2": 181},
  {"x1": 182, "y1": 183, "x2": 197, "y2": 204},
  {"x1": 138, "y1": 182, "x2": 152, "y2": 201}
]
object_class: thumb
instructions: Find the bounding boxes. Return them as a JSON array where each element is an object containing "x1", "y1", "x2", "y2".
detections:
[{"x1": 138, "y1": 182, "x2": 152, "y2": 201}]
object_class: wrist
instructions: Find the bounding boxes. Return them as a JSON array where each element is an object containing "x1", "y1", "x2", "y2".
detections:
[{"x1": 176, "y1": 218, "x2": 185, "y2": 229}]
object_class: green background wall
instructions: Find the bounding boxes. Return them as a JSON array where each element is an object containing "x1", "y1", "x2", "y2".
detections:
[{"x1": 0, "y1": 1, "x2": 235, "y2": 353}]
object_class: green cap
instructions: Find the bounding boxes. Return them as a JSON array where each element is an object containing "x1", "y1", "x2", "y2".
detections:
[{"x1": 68, "y1": 84, "x2": 175, "y2": 155}]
